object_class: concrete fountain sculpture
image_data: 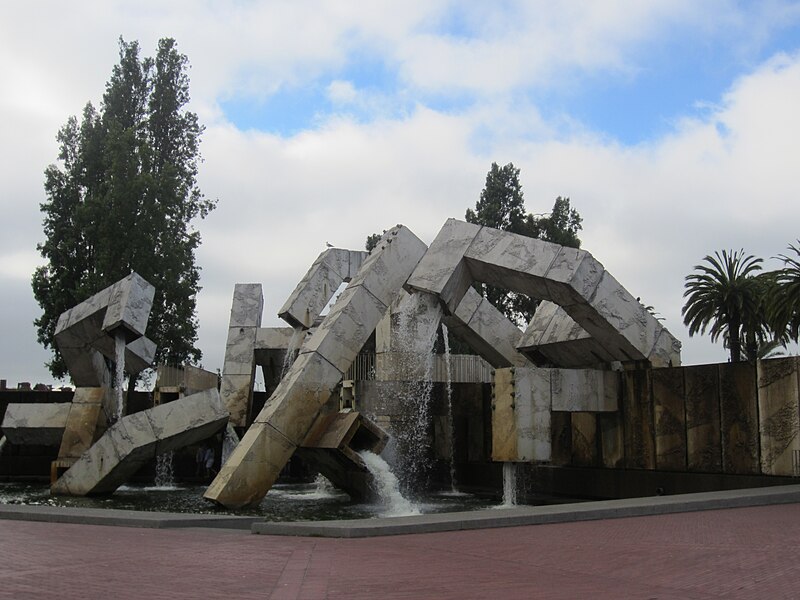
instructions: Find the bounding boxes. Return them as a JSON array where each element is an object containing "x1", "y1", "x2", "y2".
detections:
[
  {"x1": 2, "y1": 219, "x2": 682, "y2": 509},
  {"x1": 205, "y1": 220, "x2": 680, "y2": 508},
  {"x1": 2, "y1": 272, "x2": 230, "y2": 495}
]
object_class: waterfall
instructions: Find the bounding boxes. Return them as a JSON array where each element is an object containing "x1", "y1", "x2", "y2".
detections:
[
  {"x1": 359, "y1": 450, "x2": 421, "y2": 517},
  {"x1": 441, "y1": 323, "x2": 457, "y2": 493},
  {"x1": 154, "y1": 451, "x2": 175, "y2": 488},
  {"x1": 113, "y1": 331, "x2": 126, "y2": 421},
  {"x1": 390, "y1": 293, "x2": 441, "y2": 495},
  {"x1": 502, "y1": 462, "x2": 518, "y2": 507}
]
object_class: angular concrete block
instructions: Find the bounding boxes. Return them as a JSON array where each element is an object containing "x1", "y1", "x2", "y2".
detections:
[
  {"x1": 54, "y1": 272, "x2": 156, "y2": 385},
  {"x1": 220, "y1": 374, "x2": 254, "y2": 426},
  {"x1": 208, "y1": 226, "x2": 427, "y2": 508},
  {"x1": 684, "y1": 365, "x2": 721, "y2": 472},
  {"x1": 551, "y1": 368, "x2": 617, "y2": 412},
  {"x1": 300, "y1": 283, "x2": 387, "y2": 374},
  {"x1": 405, "y1": 218, "x2": 479, "y2": 311},
  {"x1": 229, "y1": 283, "x2": 265, "y2": 328},
  {"x1": 513, "y1": 367, "x2": 552, "y2": 462},
  {"x1": 351, "y1": 225, "x2": 429, "y2": 307},
  {"x1": 719, "y1": 362, "x2": 759, "y2": 475},
  {"x1": 57, "y1": 387, "x2": 108, "y2": 460},
  {"x1": 491, "y1": 368, "x2": 516, "y2": 462},
  {"x1": 146, "y1": 388, "x2": 229, "y2": 454},
  {"x1": 518, "y1": 302, "x2": 618, "y2": 368},
  {"x1": 204, "y1": 421, "x2": 297, "y2": 508},
  {"x1": 464, "y1": 227, "x2": 560, "y2": 301},
  {"x1": 652, "y1": 368, "x2": 686, "y2": 471},
  {"x1": 2, "y1": 403, "x2": 70, "y2": 445},
  {"x1": 223, "y1": 326, "x2": 260, "y2": 375},
  {"x1": 278, "y1": 249, "x2": 367, "y2": 329},
  {"x1": 622, "y1": 369, "x2": 655, "y2": 469},
  {"x1": 445, "y1": 287, "x2": 529, "y2": 368},
  {"x1": 102, "y1": 272, "x2": 156, "y2": 338},
  {"x1": 542, "y1": 246, "x2": 605, "y2": 308},
  {"x1": 758, "y1": 358, "x2": 800, "y2": 476},
  {"x1": 571, "y1": 412, "x2": 597, "y2": 466},
  {"x1": 52, "y1": 389, "x2": 228, "y2": 496},
  {"x1": 51, "y1": 433, "x2": 123, "y2": 495},
  {"x1": 253, "y1": 351, "x2": 341, "y2": 445},
  {"x1": 220, "y1": 283, "x2": 263, "y2": 427}
]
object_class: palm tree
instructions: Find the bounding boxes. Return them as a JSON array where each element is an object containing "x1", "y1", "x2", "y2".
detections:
[
  {"x1": 771, "y1": 241, "x2": 800, "y2": 342},
  {"x1": 682, "y1": 249, "x2": 764, "y2": 362}
]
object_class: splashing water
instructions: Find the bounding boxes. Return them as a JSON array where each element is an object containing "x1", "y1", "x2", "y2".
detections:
[
  {"x1": 441, "y1": 323, "x2": 457, "y2": 493},
  {"x1": 114, "y1": 331, "x2": 126, "y2": 421},
  {"x1": 359, "y1": 450, "x2": 421, "y2": 517}
]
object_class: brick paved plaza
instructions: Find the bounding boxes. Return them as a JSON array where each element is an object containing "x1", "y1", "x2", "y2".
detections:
[{"x1": 1, "y1": 503, "x2": 799, "y2": 599}]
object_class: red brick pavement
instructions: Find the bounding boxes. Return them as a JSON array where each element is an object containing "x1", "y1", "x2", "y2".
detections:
[{"x1": 1, "y1": 504, "x2": 800, "y2": 599}]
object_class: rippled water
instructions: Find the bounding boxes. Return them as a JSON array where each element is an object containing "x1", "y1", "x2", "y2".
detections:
[{"x1": 0, "y1": 481, "x2": 498, "y2": 521}]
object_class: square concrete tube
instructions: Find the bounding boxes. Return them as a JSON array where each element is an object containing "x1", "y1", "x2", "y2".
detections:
[
  {"x1": 2, "y1": 403, "x2": 71, "y2": 446},
  {"x1": 279, "y1": 249, "x2": 368, "y2": 329},
  {"x1": 220, "y1": 284, "x2": 264, "y2": 426},
  {"x1": 513, "y1": 367, "x2": 552, "y2": 462},
  {"x1": 406, "y1": 219, "x2": 680, "y2": 366},
  {"x1": 297, "y1": 411, "x2": 389, "y2": 501},
  {"x1": 443, "y1": 286, "x2": 530, "y2": 368},
  {"x1": 51, "y1": 388, "x2": 228, "y2": 496},
  {"x1": 204, "y1": 225, "x2": 428, "y2": 509},
  {"x1": 102, "y1": 272, "x2": 156, "y2": 341},
  {"x1": 57, "y1": 387, "x2": 109, "y2": 461},
  {"x1": 54, "y1": 273, "x2": 156, "y2": 386}
]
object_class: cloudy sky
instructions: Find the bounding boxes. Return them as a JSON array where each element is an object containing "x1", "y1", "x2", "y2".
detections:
[{"x1": 2, "y1": 1, "x2": 799, "y2": 386}]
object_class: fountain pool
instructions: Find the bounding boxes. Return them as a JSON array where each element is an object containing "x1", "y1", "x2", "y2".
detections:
[{"x1": 0, "y1": 480, "x2": 500, "y2": 521}]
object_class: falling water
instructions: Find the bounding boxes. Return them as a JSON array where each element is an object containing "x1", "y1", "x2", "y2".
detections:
[
  {"x1": 280, "y1": 327, "x2": 304, "y2": 380},
  {"x1": 113, "y1": 331, "x2": 126, "y2": 421},
  {"x1": 441, "y1": 323, "x2": 457, "y2": 493},
  {"x1": 359, "y1": 451, "x2": 421, "y2": 517},
  {"x1": 154, "y1": 451, "x2": 175, "y2": 488},
  {"x1": 390, "y1": 293, "x2": 441, "y2": 495},
  {"x1": 502, "y1": 462, "x2": 518, "y2": 507}
]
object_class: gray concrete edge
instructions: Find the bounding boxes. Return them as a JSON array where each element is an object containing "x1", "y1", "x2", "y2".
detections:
[
  {"x1": 0, "y1": 504, "x2": 259, "y2": 530},
  {"x1": 2, "y1": 485, "x2": 798, "y2": 536},
  {"x1": 252, "y1": 484, "x2": 800, "y2": 538}
]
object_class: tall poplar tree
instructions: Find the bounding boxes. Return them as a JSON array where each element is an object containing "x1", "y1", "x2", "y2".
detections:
[{"x1": 32, "y1": 37, "x2": 215, "y2": 380}]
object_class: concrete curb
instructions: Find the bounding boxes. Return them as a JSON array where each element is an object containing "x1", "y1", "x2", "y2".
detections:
[
  {"x1": 2, "y1": 485, "x2": 798, "y2": 536},
  {"x1": 252, "y1": 484, "x2": 800, "y2": 538},
  {"x1": 0, "y1": 504, "x2": 259, "y2": 530}
]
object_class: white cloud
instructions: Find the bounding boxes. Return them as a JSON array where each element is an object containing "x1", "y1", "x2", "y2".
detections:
[
  {"x1": 327, "y1": 80, "x2": 358, "y2": 104},
  {"x1": 2, "y1": 1, "x2": 800, "y2": 384}
]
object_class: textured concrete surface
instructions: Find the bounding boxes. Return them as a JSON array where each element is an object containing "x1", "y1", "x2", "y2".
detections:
[
  {"x1": 220, "y1": 283, "x2": 264, "y2": 426},
  {"x1": 54, "y1": 272, "x2": 156, "y2": 387},
  {"x1": 1, "y1": 403, "x2": 70, "y2": 445},
  {"x1": 52, "y1": 389, "x2": 228, "y2": 495},
  {"x1": 2, "y1": 491, "x2": 800, "y2": 599},
  {"x1": 279, "y1": 248, "x2": 367, "y2": 329},
  {"x1": 406, "y1": 218, "x2": 681, "y2": 368},
  {"x1": 206, "y1": 225, "x2": 428, "y2": 509}
]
